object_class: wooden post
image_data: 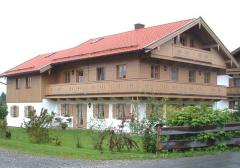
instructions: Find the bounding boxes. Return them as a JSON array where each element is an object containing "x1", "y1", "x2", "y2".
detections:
[{"x1": 156, "y1": 125, "x2": 162, "y2": 151}]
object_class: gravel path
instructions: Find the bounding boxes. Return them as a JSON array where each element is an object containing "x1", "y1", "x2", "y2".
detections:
[{"x1": 0, "y1": 149, "x2": 240, "y2": 168}]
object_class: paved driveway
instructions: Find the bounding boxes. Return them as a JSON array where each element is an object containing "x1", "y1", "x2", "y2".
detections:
[{"x1": 0, "y1": 149, "x2": 240, "y2": 168}]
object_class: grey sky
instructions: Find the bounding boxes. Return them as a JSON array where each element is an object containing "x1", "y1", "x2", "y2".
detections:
[{"x1": 0, "y1": 0, "x2": 239, "y2": 93}]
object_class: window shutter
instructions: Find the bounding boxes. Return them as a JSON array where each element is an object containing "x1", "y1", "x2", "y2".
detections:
[
  {"x1": 112, "y1": 104, "x2": 117, "y2": 119},
  {"x1": 104, "y1": 104, "x2": 109, "y2": 118},
  {"x1": 10, "y1": 106, "x2": 14, "y2": 117},
  {"x1": 125, "y1": 104, "x2": 131, "y2": 118},
  {"x1": 24, "y1": 106, "x2": 28, "y2": 117},
  {"x1": 93, "y1": 104, "x2": 97, "y2": 118},
  {"x1": 16, "y1": 106, "x2": 19, "y2": 117},
  {"x1": 146, "y1": 104, "x2": 152, "y2": 119}
]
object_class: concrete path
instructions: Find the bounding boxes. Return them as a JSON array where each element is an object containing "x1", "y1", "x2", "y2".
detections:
[{"x1": 0, "y1": 149, "x2": 239, "y2": 168}]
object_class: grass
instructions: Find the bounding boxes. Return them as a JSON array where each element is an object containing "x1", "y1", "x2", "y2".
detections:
[{"x1": 0, "y1": 127, "x2": 239, "y2": 160}]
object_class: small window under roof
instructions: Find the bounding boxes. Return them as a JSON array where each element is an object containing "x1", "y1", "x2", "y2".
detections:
[{"x1": 90, "y1": 37, "x2": 104, "y2": 44}]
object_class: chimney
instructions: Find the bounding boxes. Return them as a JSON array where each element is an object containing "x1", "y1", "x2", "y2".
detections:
[{"x1": 134, "y1": 23, "x2": 145, "y2": 30}]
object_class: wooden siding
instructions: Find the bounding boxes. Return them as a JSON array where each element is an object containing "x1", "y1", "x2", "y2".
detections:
[{"x1": 7, "y1": 75, "x2": 42, "y2": 103}]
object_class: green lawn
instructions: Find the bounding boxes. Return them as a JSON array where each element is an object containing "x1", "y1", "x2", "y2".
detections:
[{"x1": 0, "y1": 128, "x2": 239, "y2": 160}]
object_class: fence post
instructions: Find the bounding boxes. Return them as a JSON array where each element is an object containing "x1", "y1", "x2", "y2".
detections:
[{"x1": 156, "y1": 124, "x2": 162, "y2": 151}]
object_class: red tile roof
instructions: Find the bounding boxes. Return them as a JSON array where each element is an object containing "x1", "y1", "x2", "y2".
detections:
[{"x1": 0, "y1": 18, "x2": 195, "y2": 77}]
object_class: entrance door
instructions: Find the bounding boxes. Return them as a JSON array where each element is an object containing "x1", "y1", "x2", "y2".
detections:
[{"x1": 77, "y1": 104, "x2": 84, "y2": 127}]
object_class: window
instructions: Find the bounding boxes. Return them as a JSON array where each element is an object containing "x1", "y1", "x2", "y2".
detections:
[
  {"x1": 117, "y1": 65, "x2": 127, "y2": 79},
  {"x1": 97, "y1": 67, "x2": 105, "y2": 81},
  {"x1": 173, "y1": 37, "x2": 177, "y2": 44},
  {"x1": 61, "y1": 104, "x2": 70, "y2": 117},
  {"x1": 117, "y1": 104, "x2": 125, "y2": 119},
  {"x1": 16, "y1": 78, "x2": 20, "y2": 89},
  {"x1": 24, "y1": 106, "x2": 35, "y2": 118},
  {"x1": 10, "y1": 106, "x2": 19, "y2": 118},
  {"x1": 97, "y1": 104, "x2": 104, "y2": 119},
  {"x1": 204, "y1": 72, "x2": 211, "y2": 84},
  {"x1": 76, "y1": 69, "x2": 84, "y2": 83},
  {"x1": 190, "y1": 39, "x2": 194, "y2": 47},
  {"x1": 180, "y1": 36, "x2": 186, "y2": 46},
  {"x1": 171, "y1": 66, "x2": 178, "y2": 81},
  {"x1": 26, "y1": 76, "x2": 32, "y2": 88},
  {"x1": 234, "y1": 78, "x2": 240, "y2": 87},
  {"x1": 189, "y1": 70, "x2": 196, "y2": 83},
  {"x1": 151, "y1": 65, "x2": 160, "y2": 79},
  {"x1": 64, "y1": 71, "x2": 71, "y2": 83}
]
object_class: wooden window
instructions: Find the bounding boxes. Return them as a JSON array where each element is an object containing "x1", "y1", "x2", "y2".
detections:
[
  {"x1": 64, "y1": 71, "x2": 71, "y2": 83},
  {"x1": 97, "y1": 104, "x2": 104, "y2": 119},
  {"x1": 24, "y1": 106, "x2": 35, "y2": 118},
  {"x1": 204, "y1": 72, "x2": 211, "y2": 83},
  {"x1": 77, "y1": 104, "x2": 83, "y2": 125},
  {"x1": 173, "y1": 37, "x2": 177, "y2": 44},
  {"x1": 97, "y1": 67, "x2": 105, "y2": 81},
  {"x1": 190, "y1": 39, "x2": 194, "y2": 47},
  {"x1": 16, "y1": 78, "x2": 20, "y2": 89},
  {"x1": 61, "y1": 104, "x2": 70, "y2": 117},
  {"x1": 171, "y1": 66, "x2": 178, "y2": 81},
  {"x1": 151, "y1": 65, "x2": 160, "y2": 79},
  {"x1": 10, "y1": 106, "x2": 19, "y2": 118},
  {"x1": 189, "y1": 70, "x2": 196, "y2": 83},
  {"x1": 26, "y1": 76, "x2": 32, "y2": 89},
  {"x1": 117, "y1": 64, "x2": 126, "y2": 79},
  {"x1": 76, "y1": 69, "x2": 84, "y2": 83},
  {"x1": 180, "y1": 36, "x2": 186, "y2": 46},
  {"x1": 116, "y1": 104, "x2": 125, "y2": 120},
  {"x1": 234, "y1": 78, "x2": 240, "y2": 87}
]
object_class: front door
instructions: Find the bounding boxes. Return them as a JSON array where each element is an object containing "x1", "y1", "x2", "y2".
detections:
[{"x1": 77, "y1": 104, "x2": 84, "y2": 127}]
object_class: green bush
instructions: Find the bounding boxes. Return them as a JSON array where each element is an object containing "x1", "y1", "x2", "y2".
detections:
[
  {"x1": 0, "y1": 104, "x2": 7, "y2": 120},
  {"x1": 60, "y1": 122, "x2": 68, "y2": 130},
  {"x1": 167, "y1": 105, "x2": 235, "y2": 127},
  {"x1": 0, "y1": 119, "x2": 7, "y2": 137},
  {"x1": 24, "y1": 109, "x2": 53, "y2": 144}
]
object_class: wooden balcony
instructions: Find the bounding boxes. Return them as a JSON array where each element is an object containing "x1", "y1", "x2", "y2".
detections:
[
  {"x1": 227, "y1": 87, "x2": 240, "y2": 97},
  {"x1": 172, "y1": 45, "x2": 212, "y2": 64},
  {"x1": 44, "y1": 79, "x2": 226, "y2": 99}
]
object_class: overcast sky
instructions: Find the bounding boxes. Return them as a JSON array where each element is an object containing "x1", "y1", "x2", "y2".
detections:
[{"x1": 0, "y1": 0, "x2": 239, "y2": 93}]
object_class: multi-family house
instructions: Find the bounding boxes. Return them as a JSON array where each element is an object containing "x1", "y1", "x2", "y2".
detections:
[
  {"x1": 0, "y1": 17, "x2": 238, "y2": 128},
  {"x1": 226, "y1": 47, "x2": 240, "y2": 110}
]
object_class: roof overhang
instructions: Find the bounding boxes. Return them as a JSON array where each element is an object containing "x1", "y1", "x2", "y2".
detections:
[{"x1": 144, "y1": 17, "x2": 239, "y2": 68}]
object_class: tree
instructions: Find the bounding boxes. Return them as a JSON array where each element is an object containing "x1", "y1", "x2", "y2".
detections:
[{"x1": 0, "y1": 92, "x2": 7, "y2": 119}]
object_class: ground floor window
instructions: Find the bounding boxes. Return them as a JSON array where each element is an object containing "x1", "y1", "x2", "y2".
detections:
[
  {"x1": 10, "y1": 105, "x2": 19, "y2": 118},
  {"x1": 77, "y1": 104, "x2": 83, "y2": 125},
  {"x1": 61, "y1": 104, "x2": 70, "y2": 117},
  {"x1": 97, "y1": 104, "x2": 104, "y2": 119},
  {"x1": 24, "y1": 106, "x2": 35, "y2": 118},
  {"x1": 117, "y1": 104, "x2": 125, "y2": 119}
]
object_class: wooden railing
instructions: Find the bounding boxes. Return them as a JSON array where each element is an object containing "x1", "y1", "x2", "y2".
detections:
[
  {"x1": 227, "y1": 87, "x2": 240, "y2": 96},
  {"x1": 173, "y1": 45, "x2": 212, "y2": 64},
  {"x1": 156, "y1": 123, "x2": 240, "y2": 151},
  {"x1": 44, "y1": 79, "x2": 226, "y2": 98}
]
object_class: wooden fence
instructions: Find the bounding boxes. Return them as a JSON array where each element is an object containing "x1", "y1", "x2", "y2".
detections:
[{"x1": 156, "y1": 123, "x2": 240, "y2": 151}]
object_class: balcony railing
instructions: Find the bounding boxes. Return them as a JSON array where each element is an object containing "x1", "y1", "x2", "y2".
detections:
[
  {"x1": 44, "y1": 79, "x2": 226, "y2": 99},
  {"x1": 172, "y1": 45, "x2": 212, "y2": 64},
  {"x1": 227, "y1": 87, "x2": 240, "y2": 96}
]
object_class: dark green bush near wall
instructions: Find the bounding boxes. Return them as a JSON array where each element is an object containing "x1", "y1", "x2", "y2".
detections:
[{"x1": 167, "y1": 105, "x2": 238, "y2": 127}]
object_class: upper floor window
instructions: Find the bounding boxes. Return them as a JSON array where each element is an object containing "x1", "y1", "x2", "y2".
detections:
[
  {"x1": 117, "y1": 64, "x2": 127, "y2": 79},
  {"x1": 180, "y1": 36, "x2": 186, "y2": 46},
  {"x1": 24, "y1": 106, "x2": 35, "y2": 118},
  {"x1": 76, "y1": 69, "x2": 84, "y2": 83},
  {"x1": 117, "y1": 104, "x2": 125, "y2": 120},
  {"x1": 10, "y1": 105, "x2": 19, "y2": 118},
  {"x1": 26, "y1": 76, "x2": 32, "y2": 89},
  {"x1": 61, "y1": 104, "x2": 70, "y2": 117},
  {"x1": 189, "y1": 70, "x2": 196, "y2": 83},
  {"x1": 171, "y1": 66, "x2": 178, "y2": 81},
  {"x1": 190, "y1": 39, "x2": 195, "y2": 47},
  {"x1": 16, "y1": 78, "x2": 21, "y2": 89},
  {"x1": 64, "y1": 71, "x2": 71, "y2": 83},
  {"x1": 97, "y1": 104, "x2": 104, "y2": 119},
  {"x1": 204, "y1": 72, "x2": 211, "y2": 84},
  {"x1": 151, "y1": 65, "x2": 160, "y2": 79},
  {"x1": 97, "y1": 67, "x2": 105, "y2": 81}
]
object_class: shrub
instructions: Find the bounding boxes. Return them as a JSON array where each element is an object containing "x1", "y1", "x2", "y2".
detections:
[
  {"x1": 60, "y1": 122, "x2": 68, "y2": 130},
  {"x1": 0, "y1": 104, "x2": 7, "y2": 120},
  {"x1": 52, "y1": 135, "x2": 62, "y2": 146},
  {"x1": 24, "y1": 109, "x2": 53, "y2": 144},
  {"x1": 0, "y1": 119, "x2": 7, "y2": 137},
  {"x1": 75, "y1": 136, "x2": 82, "y2": 148},
  {"x1": 167, "y1": 105, "x2": 235, "y2": 127}
]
